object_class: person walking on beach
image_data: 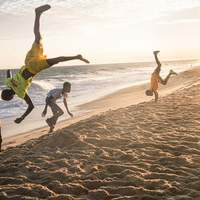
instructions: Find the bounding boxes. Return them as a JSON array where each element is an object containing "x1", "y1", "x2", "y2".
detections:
[
  {"x1": 1, "y1": 5, "x2": 89, "y2": 124},
  {"x1": 145, "y1": 51, "x2": 177, "y2": 102},
  {"x1": 41, "y1": 82, "x2": 73, "y2": 133}
]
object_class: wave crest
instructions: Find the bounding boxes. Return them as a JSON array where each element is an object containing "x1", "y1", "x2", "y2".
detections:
[{"x1": 30, "y1": 80, "x2": 55, "y2": 91}]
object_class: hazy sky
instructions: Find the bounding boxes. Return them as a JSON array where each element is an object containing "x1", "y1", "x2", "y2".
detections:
[{"x1": 0, "y1": 0, "x2": 200, "y2": 69}]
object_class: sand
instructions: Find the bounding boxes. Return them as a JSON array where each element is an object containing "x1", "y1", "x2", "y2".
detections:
[{"x1": 0, "y1": 66, "x2": 200, "y2": 199}]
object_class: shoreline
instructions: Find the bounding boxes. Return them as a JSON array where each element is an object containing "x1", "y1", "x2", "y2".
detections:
[
  {"x1": 1, "y1": 59, "x2": 196, "y2": 120},
  {"x1": 2, "y1": 65, "x2": 199, "y2": 149},
  {"x1": 1, "y1": 80, "x2": 149, "y2": 139}
]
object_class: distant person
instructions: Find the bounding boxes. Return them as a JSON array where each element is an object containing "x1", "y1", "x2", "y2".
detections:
[
  {"x1": 1, "y1": 4, "x2": 89, "y2": 124},
  {"x1": 41, "y1": 82, "x2": 72, "y2": 133},
  {"x1": 146, "y1": 51, "x2": 177, "y2": 102}
]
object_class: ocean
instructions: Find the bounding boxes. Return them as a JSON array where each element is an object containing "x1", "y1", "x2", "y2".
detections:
[{"x1": 0, "y1": 59, "x2": 199, "y2": 119}]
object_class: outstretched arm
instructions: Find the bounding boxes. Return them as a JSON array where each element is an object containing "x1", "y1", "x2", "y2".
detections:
[
  {"x1": 152, "y1": 89, "x2": 158, "y2": 102},
  {"x1": 63, "y1": 98, "x2": 73, "y2": 117},
  {"x1": 14, "y1": 94, "x2": 35, "y2": 124}
]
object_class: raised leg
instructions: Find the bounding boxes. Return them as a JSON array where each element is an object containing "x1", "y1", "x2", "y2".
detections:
[
  {"x1": 162, "y1": 70, "x2": 177, "y2": 85},
  {"x1": 154, "y1": 51, "x2": 161, "y2": 75},
  {"x1": 34, "y1": 4, "x2": 51, "y2": 44},
  {"x1": 46, "y1": 54, "x2": 90, "y2": 66}
]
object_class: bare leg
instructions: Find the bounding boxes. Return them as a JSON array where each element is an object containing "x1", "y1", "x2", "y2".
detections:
[
  {"x1": 50, "y1": 111, "x2": 63, "y2": 127},
  {"x1": 162, "y1": 70, "x2": 177, "y2": 85},
  {"x1": 46, "y1": 102, "x2": 64, "y2": 129},
  {"x1": 34, "y1": 5, "x2": 90, "y2": 67},
  {"x1": 46, "y1": 107, "x2": 64, "y2": 130},
  {"x1": 34, "y1": 4, "x2": 51, "y2": 44},
  {"x1": 46, "y1": 54, "x2": 90, "y2": 66},
  {"x1": 154, "y1": 51, "x2": 161, "y2": 75}
]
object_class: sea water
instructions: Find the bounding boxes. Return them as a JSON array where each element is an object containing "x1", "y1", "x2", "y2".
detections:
[{"x1": 0, "y1": 60, "x2": 199, "y2": 119}]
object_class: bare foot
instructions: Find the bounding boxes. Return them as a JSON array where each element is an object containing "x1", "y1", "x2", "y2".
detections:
[
  {"x1": 153, "y1": 50, "x2": 160, "y2": 55},
  {"x1": 48, "y1": 127, "x2": 55, "y2": 133},
  {"x1": 170, "y1": 70, "x2": 177, "y2": 75},
  {"x1": 77, "y1": 54, "x2": 90, "y2": 64},
  {"x1": 35, "y1": 4, "x2": 51, "y2": 14}
]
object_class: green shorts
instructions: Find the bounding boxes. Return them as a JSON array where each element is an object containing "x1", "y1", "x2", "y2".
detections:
[{"x1": 24, "y1": 42, "x2": 50, "y2": 75}]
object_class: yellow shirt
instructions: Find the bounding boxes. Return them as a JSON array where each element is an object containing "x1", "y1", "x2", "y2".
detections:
[{"x1": 5, "y1": 66, "x2": 33, "y2": 99}]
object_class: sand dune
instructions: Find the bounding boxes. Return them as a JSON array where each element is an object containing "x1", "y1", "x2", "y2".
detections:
[{"x1": 1, "y1": 66, "x2": 200, "y2": 199}]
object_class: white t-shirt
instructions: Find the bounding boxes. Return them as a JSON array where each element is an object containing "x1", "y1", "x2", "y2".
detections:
[{"x1": 47, "y1": 88, "x2": 68, "y2": 102}]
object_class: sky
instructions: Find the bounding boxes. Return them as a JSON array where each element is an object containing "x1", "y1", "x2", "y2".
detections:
[{"x1": 0, "y1": 0, "x2": 200, "y2": 69}]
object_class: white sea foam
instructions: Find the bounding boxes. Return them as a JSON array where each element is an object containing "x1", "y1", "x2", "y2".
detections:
[{"x1": 31, "y1": 80, "x2": 55, "y2": 91}]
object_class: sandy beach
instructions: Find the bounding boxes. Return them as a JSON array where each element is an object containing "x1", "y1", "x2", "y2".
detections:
[{"x1": 0, "y1": 66, "x2": 200, "y2": 199}]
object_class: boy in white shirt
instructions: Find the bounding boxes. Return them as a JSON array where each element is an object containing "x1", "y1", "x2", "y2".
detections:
[{"x1": 41, "y1": 82, "x2": 73, "y2": 132}]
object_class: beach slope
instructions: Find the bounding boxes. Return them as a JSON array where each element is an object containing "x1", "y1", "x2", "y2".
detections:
[{"x1": 0, "y1": 66, "x2": 200, "y2": 199}]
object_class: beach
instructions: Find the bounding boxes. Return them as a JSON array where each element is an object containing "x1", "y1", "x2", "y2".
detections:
[{"x1": 0, "y1": 66, "x2": 200, "y2": 199}]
